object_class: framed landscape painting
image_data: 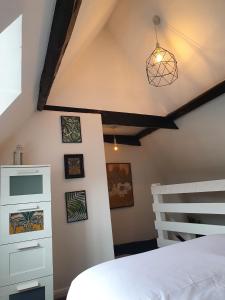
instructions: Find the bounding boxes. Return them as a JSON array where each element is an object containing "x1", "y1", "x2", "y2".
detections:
[
  {"x1": 65, "y1": 190, "x2": 88, "y2": 223},
  {"x1": 61, "y1": 116, "x2": 82, "y2": 143},
  {"x1": 64, "y1": 154, "x2": 85, "y2": 179},
  {"x1": 106, "y1": 163, "x2": 134, "y2": 209}
]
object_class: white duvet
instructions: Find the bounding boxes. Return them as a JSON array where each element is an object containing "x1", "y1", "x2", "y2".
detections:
[{"x1": 67, "y1": 235, "x2": 225, "y2": 300}]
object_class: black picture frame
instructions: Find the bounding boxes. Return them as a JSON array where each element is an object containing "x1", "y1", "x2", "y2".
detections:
[
  {"x1": 61, "y1": 116, "x2": 82, "y2": 143},
  {"x1": 64, "y1": 154, "x2": 85, "y2": 179},
  {"x1": 65, "y1": 190, "x2": 88, "y2": 223}
]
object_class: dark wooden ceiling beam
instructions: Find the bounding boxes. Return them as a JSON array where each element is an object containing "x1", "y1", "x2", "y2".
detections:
[
  {"x1": 104, "y1": 135, "x2": 141, "y2": 146},
  {"x1": 168, "y1": 79, "x2": 225, "y2": 120},
  {"x1": 101, "y1": 112, "x2": 176, "y2": 129},
  {"x1": 37, "y1": 0, "x2": 82, "y2": 111},
  {"x1": 44, "y1": 105, "x2": 178, "y2": 129},
  {"x1": 136, "y1": 79, "x2": 225, "y2": 139}
]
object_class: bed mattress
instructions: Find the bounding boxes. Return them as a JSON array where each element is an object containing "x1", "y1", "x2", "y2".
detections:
[{"x1": 67, "y1": 234, "x2": 225, "y2": 300}]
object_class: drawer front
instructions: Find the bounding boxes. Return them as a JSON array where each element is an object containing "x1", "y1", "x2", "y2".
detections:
[
  {"x1": 0, "y1": 275, "x2": 53, "y2": 300},
  {"x1": 0, "y1": 238, "x2": 52, "y2": 287},
  {"x1": 0, "y1": 202, "x2": 52, "y2": 245},
  {"x1": 0, "y1": 167, "x2": 51, "y2": 205}
]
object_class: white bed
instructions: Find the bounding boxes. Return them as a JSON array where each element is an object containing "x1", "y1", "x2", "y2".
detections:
[
  {"x1": 67, "y1": 179, "x2": 225, "y2": 300},
  {"x1": 67, "y1": 234, "x2": 225, "y2": 300}
]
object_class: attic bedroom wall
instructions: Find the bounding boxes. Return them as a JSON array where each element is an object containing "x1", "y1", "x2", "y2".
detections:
[
  {"x1": 0, "y1": 111, "x2": 114, "y2": 297},
  {"x1": 104, "y1": 143, "x2": 158, "y2": 245},
  {"x1": 0, "y1": 0, "x2": 56, "y2": 145},
  {"x1": 48, "y1": 26, "x2": 160, "y2": 245},
  {"x1": 142, "y1": 94, "x2": 225, "y2": 184}
]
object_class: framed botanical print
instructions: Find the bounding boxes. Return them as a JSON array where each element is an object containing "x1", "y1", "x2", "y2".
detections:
[
  {"x1": 106, "y1": 163, "x2": 134, "y2": 209},
  {"x1": 61, "y1": 116, "x2": 82, "y2": 143},
  {"x1": 65, "y1": 190, "x2": 88, "y2": 223},
  {"x1": 64, "y1": 154, "x2": 85, "y2": 179}
]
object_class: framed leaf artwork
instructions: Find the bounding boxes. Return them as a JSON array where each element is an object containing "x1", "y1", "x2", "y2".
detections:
[
  {"x1": 64, "y1": 154, "x2": 85, "y2": 179},
  {"x1": 61, "y1": 116, "x2": 82, "y2": 143},
  {"x1": 106, "y1": 163, "x2": 134, "y2": 209},
  {"x1": 65, "y1": 190, "x2": 88, "y2": 223}
]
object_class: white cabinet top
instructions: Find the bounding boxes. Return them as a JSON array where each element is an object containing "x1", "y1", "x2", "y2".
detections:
[
  {"x1": 0, "y1": 165, "x2": 50, "y2": 168},
  {"x1": 0, "y1": 165, "x2": 51, "y2": 205}
]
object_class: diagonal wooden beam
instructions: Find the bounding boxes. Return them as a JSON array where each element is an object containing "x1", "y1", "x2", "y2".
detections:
[
  {"x1": 37, "y1": 0, "x2": 82, "y2": 111},
  {"x1": 136, "y1": 79, "x2": 225, "y2": 139},
  {"x1": 168, "y1": 79, "x2": 225, "y2": 120},
  {"x1": 101, "y1": 112, "x2": 177, "y2": 129},
  {"x1": 44, "y1": 105, "x2": 178, "y2": 129},
  {"x1": 104, "y1": 135, "x2": 141, "y2": 146}
]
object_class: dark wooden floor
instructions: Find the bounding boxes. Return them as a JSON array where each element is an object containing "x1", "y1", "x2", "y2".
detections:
[{"x1": 114, "y1": 238, "x2": 157, "y2": 256}]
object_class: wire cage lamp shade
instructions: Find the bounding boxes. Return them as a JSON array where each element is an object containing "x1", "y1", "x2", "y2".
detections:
[{"x1": 146, "y1": 16, "x2": 178, "y2": 87}]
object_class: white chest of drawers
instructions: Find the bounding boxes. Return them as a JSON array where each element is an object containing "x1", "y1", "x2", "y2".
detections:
[{"x1": 0, "y1": 165, "x2": 53, "y2": 300}]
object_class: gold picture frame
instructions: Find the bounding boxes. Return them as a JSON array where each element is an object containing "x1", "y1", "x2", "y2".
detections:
[{"x1": 106, "y1": 163, "x2": 134, "y2": 209}]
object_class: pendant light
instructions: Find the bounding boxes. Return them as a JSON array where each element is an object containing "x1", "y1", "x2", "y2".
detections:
[
  {"x1": 113, "y1": 135, "x2": 118, "y2": 151},
  {"x1": 146, "y1": 15, "x2": 178, "y2": 87},
  {"x1": 111, "y1": 125, "x2": 119, "y2": 151}
]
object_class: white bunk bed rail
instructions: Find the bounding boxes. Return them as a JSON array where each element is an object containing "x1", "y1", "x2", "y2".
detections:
[{"x1": 151, "y1": 180, "x2": 225, "y2": 247}]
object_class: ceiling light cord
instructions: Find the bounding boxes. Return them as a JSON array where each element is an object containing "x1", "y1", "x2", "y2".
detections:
[{"x1": 154, "y1": 24, "x2": 159, "y2": 46}]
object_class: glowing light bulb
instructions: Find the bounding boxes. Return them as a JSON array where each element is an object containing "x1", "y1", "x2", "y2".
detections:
[
  {"x1": 113, "y1": 134, "x2": 119, "y2": 151},
  {"x1": 155, "y1": 52, "x2": 163, "y2": 63}
]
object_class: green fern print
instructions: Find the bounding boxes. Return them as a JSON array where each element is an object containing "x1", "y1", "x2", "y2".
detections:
[
  {"x1": 61, "y1": 116, "x2": 82, "y2": 143},
  {"x1": 65, "y1": 191, "x2": 88, "y2": 222}
]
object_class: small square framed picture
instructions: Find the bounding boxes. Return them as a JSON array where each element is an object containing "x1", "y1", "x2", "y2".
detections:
[
  {"x1": 64, "y1": 154, "x2": 85, "y2": 179},
  {"x1": 61, "y1": 116, "x2": 82, "y2": 143},
  {"x1": 65, "y1": 190, "x2": 88, "y2": 223}
]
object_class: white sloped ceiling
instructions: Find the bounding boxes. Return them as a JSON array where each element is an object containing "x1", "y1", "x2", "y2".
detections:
[
  {"x1": 2, "y1": 0, "x2": 225, "y2": 143},
  {"x1": 49, "y1": 0, "x2": 225, "y2": 117}
]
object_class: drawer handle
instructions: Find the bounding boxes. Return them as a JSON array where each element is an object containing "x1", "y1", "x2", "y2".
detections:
[
  {"x1": 16, "y1": 280, "x2": 39, "y2": 292},
  {"x1": 16, "y1": 170, "x2": 40, "y2": 175},
  {"x1": 17, "y1": 242, "x2": 40, "y2": 250},
  {"x1": 17, "y1": 205, "x2": 39, "y2": 212}
]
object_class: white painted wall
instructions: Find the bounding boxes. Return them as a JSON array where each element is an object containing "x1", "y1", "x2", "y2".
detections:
[
  {"x1": 0, "y1": 111, "x2": 114, "y2": 297},
  {"x1": 0, "y1": 0, "x2": 55, "y2": 145},
  {"x1": 140, "y1": 95, "x2": 225, "y2": 240},
  {"x1": 142, "y1": 94, "x2": 225, "y2": 184},
  {"x1": 104, "y1": 143, "x2": 158, "y2": 245}
]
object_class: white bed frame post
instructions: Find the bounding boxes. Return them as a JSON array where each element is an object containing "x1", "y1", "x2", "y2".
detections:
[{"x1": 152, "y1": 183, "x2": 168, "y2": 245}]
